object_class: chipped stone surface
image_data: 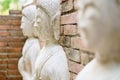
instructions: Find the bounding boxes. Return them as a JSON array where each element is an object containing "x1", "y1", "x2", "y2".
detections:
[{"x1": 61, "y1": 0, "x2": 73, "y2": 13}]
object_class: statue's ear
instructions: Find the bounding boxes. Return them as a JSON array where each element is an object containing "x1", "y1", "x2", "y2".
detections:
[{"x1": 52, "y1": 12, "x2": 61, "y2": 40}]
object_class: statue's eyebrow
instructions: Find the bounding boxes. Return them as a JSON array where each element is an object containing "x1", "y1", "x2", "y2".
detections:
[
  {"x1": 36, "y1": 4, "x2": 51, "y2": 18},
  {"x1": 22, "y1": 12, "x2": 30, "y2": 20},
  {"x1": 22, "y1": 13, "x2": 27, "y2": 18},
  {"x1": 84, "y1": 2, "x2": 99, "y2": 11}
]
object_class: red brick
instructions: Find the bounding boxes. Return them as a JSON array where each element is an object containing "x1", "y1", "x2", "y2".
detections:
[
  {"x1": 74, "y1": 0, "x2": 80, "y2": 10},
  {"x1": 0, "y1": 71, "x2": 7, "y2": 76},
  {"x1": 0, "y1": 37, "x2": 26, "y2": 42},
  {"x1": 0, "y1": 76, "x2": 6, "y2": 80},
  {"x1": 0, "y1": 47, "x2": 21, "y2": 53},
  {"x1": 0, "y1": 31, "x2": 10, "y2": 37},
  {"x1": 71, "y1": 37, "x2": 84, "y2": 49},
  {"x1": 7, "y1": 76, "x2": 22, "y2": 80},
  {"x1": 0, "y1": 65, "x2": 7, "y2": 70},
  {"x1": 9, "y1": 26, "x2": 21, "y2": 30},
  {"x1": 0, "y1": 71, "x2": 7, "y2": 80},
  {"x1": 81, "y1": 52, "x2": 89, "y2": 65},
  {"x1": 9, "y1": 10, "x2": 21, "y2": 15},
  {"x1": 8, "y1": 53, "x2": 21, "y2": 58},
  {"x1": 63, "y1": 25, "x2": 77, "y2": 35},
  {"x1": 70, "y1": 73, "x2": 77, "y2": 80},
  {"x1": 10, "y1": 31, "x2": 23, "y2": 37},
  {"x1": 0, "y1": 42, "x2": 7, "y2": 47},
  {"x1": 11, "y1": 20, "x2": 21, "y2": 26},
  {"x1": 60, "y1": 26, "x2": 64, "y2": 35},
  {"x1": 7, "y1": 70, "x2": 20, "y2": 75},
  {"x1": 8, "y1": 59, "x2": 18, "y2": 64},
  {"x1": 0, "y1": 54, "x2": 7, "y2": 58},
  {"x1": 61, "y1": 0, "x2": 73, "y2": 13},
  {"x1": 0, "y1": 15, "x2": 23, "y2": 80},
  {"x1": 68, "y1": 60, "x2": 84, "y2": 74},
  {"x1": 0, "y1": 48, "x2": 7, "y2": 53},
  {"x1": 61, "y1": 12, "x2": 77, "y2": 24},
  {"x1": 0, "y1": 19, "x2": 11, "y2": 25},
  {"x1": 0, "y1": 59, "x2": 7, "y2": 64},
  {"x1": 8, "y1": 42, "x2": 24, "y2": 48},
  {"x1": 7, "y1": 47, "x2": 22, "y2": 53},
  {"x1": 8, "y1": 64, "x2": 18, "y2": 69},
  {"x1": 0, "y1": 25, "x2": 9, "y2": 30},
  {"x1": 59, "y1": 36, "x2": 71, "y2": 47},
  {"x1": 61, "y1": 0, "x2": 68, "y2": 3}
]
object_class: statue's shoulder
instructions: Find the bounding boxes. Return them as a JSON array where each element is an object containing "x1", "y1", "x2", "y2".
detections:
[{"x1": 75, "y1": 59, "x2": 97, "y2": 80}]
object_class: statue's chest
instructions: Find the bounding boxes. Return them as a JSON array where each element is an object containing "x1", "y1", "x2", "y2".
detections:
[
  {"x1": 77, "y1": 63, "x2": 120, "y2": 80},
  {"x1": 83, "y1": 71, "x2": 120, "y2": 80}
]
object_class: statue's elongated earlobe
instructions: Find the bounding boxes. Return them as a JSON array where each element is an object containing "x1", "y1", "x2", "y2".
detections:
[{"x1": 53, "y1": 12, "x2": 61, "y2": 40}]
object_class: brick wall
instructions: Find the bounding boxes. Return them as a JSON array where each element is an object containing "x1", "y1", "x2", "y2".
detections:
[
  {"x1": 0, "y1": 1, "x2": 94, "y2": 80},
  {"x1": 0, "y1": 11, "x2": 26, "y2": 80},
  {"x1": 60, "y1": 0, "x2": 94, "y2": 80}
]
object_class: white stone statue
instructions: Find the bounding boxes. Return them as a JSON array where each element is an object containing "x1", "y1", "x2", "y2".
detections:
[
  {"x1": 76, "y1": 0, "x2": 120, "y2": 80},
  {"x1": 18, "y1": 5, "x2": 41, "y2": 80},
  {"x1": 32, "y1": 0, "x2": 70, "y2": 80}
]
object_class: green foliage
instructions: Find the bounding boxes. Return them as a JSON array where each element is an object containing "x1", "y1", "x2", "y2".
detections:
[
  {"x1": 0, "y1": 0, "x2": 18, "y2": 12},
  {"x1": 1, "y1": 0, "x2": 11, "y2": 11}
]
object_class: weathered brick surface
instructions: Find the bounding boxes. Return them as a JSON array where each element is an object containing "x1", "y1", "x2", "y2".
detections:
[
  {"x1": 7, "y1": 70, "x2": 20, "y2": 75},
  {"x1": 60, "y1": 36, "x2": 71, "y2": 47},
  {"x1": 64, "y1": 47, "x2": 81, "y2": 62},
  {"x1": 7, "y1": 53, "x2": 21, "y2": 58},
  {"x1": 71, "y1": 36, "x2": 84, "y2": 49},
  {"x1": 7, "y1": 76, "x2": 22, "y2": 80},
  {"x1": 0, "y1": 25, "x2": 9, "y2": 30},
  {"x1": 61, "y1": 12, "x2": 77, "y2": 24},
  {"x1": 61, "y1": 0, "x2": 73, "y2": 13},
  {"x1": 70, "y1": 72, "x2": 77, "y2": 80},
  {"x1": 0, "y1": 71, "x2": 7, "y2": 80},
  {"x1": 60, "y1": 0, "x2": 94, "y2": 79},
  {"x1": 0, "y1": 11, "x2": 25, "y2": 80},
  {"x1": 7, "y1": 59, "x2": 19, "y2": 64},
  {"x1": 0, "y1": 31, "x2": 10, "y2": 37},
  {"x1": 81, "y1": 52, "x2": 89, "y2": 65},
  {"x1": 69, "y1": 60, "x2": 84, "y2": 74},
  {"x1": 0, "y1": 42, "x2": 7, "y2": 47},
  {"x1": 63, "y1": 25, "x2": 77, "y2": 35},
  {"x1": 0, "y1": 59, "x2": 7, "y2": 64}
]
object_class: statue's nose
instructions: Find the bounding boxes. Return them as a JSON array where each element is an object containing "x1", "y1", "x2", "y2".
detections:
[{"x1": 34, "y1": 21, "x2": 38, "y2": 28}]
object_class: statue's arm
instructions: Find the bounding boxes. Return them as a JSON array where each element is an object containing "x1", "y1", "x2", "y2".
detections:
[
  {"x1": 49, "y1": 52, "x2": 70, "y2": 80},
  {"x1": 18, "y1": 57, "x2": 25, "y2": 76},
  {"x1": 18, "y1": 57, "x2": 31, "y2": 80}
]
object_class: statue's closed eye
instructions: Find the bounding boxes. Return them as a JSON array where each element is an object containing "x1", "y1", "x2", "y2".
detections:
[{"x1": 82, "y1": 2, "x2": 99, "y2": 13}]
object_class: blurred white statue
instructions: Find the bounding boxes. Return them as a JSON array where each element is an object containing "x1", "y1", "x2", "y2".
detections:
[
  {"x1": 76, "y1": 0, "x2": 120, "y2": 80},
  {"x1": 19, "y1": 0, "x2": 34, "y2": 6},
  {"x1": 18, "y1": 4, "x2": 41, "y2": 80},
  {"x1": 32, "y1": 0, "x2": 70, "y2": 80}
]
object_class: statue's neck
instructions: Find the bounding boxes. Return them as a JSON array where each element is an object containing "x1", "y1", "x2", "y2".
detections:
[
  {"x1": 94, "y1": 36, "x2": 120, "y2": 64},
  {"x1": 95, "y1": 51, "x2": 120, "y2": 64},
  {"x1": 28, "y1": 36, "x2": 35, "y2": 39},
  {"x1": 44, "y1": 39, "x2": 58, "y2": 47}
]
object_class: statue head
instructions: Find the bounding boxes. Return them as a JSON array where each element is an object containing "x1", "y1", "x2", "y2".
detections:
[
  {"x1": 34, "y1": 0, "x2": 61, "y2": 41},
  {"x1": 20, "y1": 5, "x2": 36, "y2": 37},
  {"x1": 77, "y1": 0, "x2": 120, "y2": 54},
  {"x1": 19, "y1": 0, "x2": 35, "y2": 7}
]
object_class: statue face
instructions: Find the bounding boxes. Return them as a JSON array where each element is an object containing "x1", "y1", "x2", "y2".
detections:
[
  {"x1": 33, "y1": 8, "x2": 43, "y2": 38},
  {"x1": 78, "y1": 0, "x2": 120, "y2": 51},
  {"x1": 34, "y1": 7, "x2": 51, "y2": 39},
  {"x1": 20, "y1": 16, "x2": 33, "y2": 37}
]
